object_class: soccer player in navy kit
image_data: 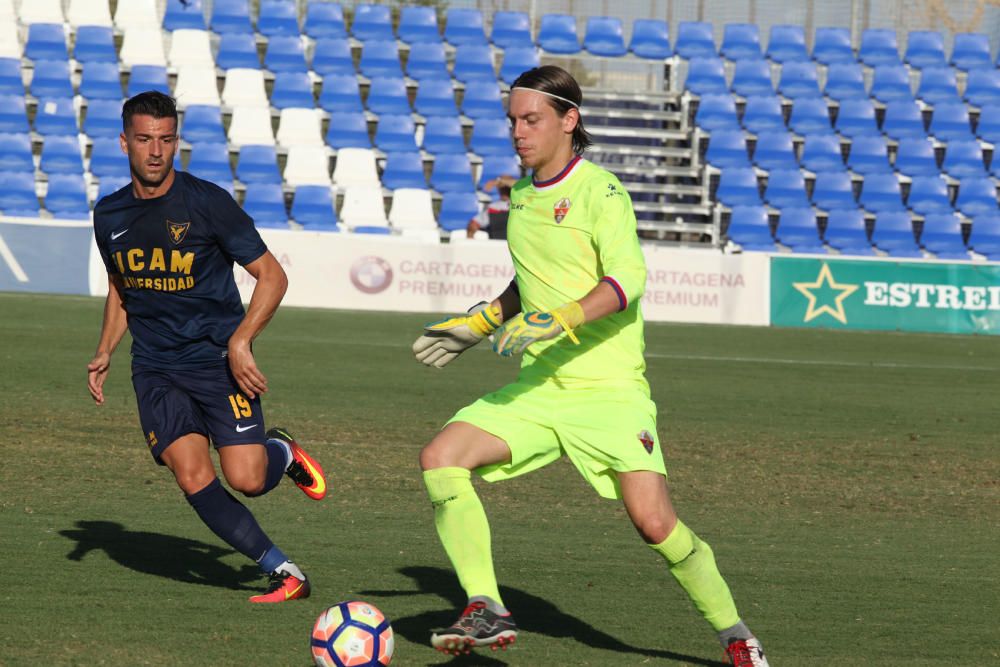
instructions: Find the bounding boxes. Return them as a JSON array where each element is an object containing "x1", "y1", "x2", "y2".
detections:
[{"x1": 87, "y1": 91, "x2": 326, "y2": 603}]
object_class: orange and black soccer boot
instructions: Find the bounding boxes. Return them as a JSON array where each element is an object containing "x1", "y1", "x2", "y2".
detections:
[
  {"x1": 267, "y1": 427, "x2": 327, "y2": 500},
  {"x1": 249, "y1": 570, "x2": 311, "y2": 604}
]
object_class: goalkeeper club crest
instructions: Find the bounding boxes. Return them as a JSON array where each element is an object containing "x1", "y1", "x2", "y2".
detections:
[
  {"x1": 166, "y1": 220, "x2": 191, "y2": 245},
  {"x1": 553, "y1": 197, "x2": 571, "y2": 223},
  {"x1": 638, "y1": 430, "x2": 655, "y2": 454}
]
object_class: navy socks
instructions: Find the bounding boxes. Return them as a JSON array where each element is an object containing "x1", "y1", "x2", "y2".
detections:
[{"x1": 186, "y1": 478, "x2": 274, "y2": 563}]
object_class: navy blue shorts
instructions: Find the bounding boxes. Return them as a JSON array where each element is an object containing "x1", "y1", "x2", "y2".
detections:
[{"x1": 131, "y1": 364, "x2": 266, "y2": 464}]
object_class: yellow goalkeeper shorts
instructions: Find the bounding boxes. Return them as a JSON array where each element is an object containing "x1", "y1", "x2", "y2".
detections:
[{"x1": 447, "y1": 380, "x2": 667, "y2": 499}]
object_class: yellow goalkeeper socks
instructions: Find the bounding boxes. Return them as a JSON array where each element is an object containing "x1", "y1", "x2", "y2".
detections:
[
  {"x1": 423, "y1": 467, "x2": 503, "y2": 605},
  {"x1": 650, "y1": 520, "x2": 741, "y2": 632}
]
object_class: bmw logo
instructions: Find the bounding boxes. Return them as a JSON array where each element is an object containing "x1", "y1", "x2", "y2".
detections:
[{"x1": 349, "y1": 256, "x2": 393, "y2": 294}]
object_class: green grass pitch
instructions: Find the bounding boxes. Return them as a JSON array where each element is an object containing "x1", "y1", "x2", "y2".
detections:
[{"x1": 0, "y1": 292, "x2": 996, "y2": 666}]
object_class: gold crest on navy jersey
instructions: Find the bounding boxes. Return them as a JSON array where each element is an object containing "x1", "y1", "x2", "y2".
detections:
[
  {"x1": 166, "y1": 220, "x2": 191, "y2": 244},
  {"x1": 553, "y1": 197, "x2": 571, "y2": 223}
]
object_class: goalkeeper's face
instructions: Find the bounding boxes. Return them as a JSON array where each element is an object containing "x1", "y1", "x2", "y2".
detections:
[
  {"x1": 120, "y1": 114, "x2": 179, "y2": 190},
  {"x1": 508, "y1": 88, "x2": 577, "y2": 177}
]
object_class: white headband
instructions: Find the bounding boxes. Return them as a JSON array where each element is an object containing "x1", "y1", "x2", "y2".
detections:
[{"x1": 510, "y1": 86, "x2": 580, "y2": 109}]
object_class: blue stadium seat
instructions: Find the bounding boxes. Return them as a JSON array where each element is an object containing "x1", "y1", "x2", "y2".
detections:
[
  {"x1": 452, "y1": 43, "x2": 497, "y2": 83},
  {"x1": 835, "y1": 97, "x2": 880, "y2": 138},
  {"x1": 824, "y1": 208, "x2": 873, "y2": 254},
  {"x1": 270, "y1": 71, "x2": 315, "y2": 109},
  {"x1": 916, "y1": 66, "x2": 960, "y2": 105},
  {"x1": 304, "y1": 1, "x2": 346, "y2": 39},
  {"x1": 968, "y1": 213, "x2": 1000, "y2": 258},
  {"x1": 777, "y1": 207, "x2": 825, "y2": 252},
  {"x1": 373, "y1": 113, "x2": 418, "y2": 153},
  {"x1": 258, "y1": 0, "x2": 299, "y2": 38},
  {"x1": 413, "y1": 77, "x2": 457, "y2": 117},
  {"x1": 128, "y1": 65, "x2": 170, "y2": 97},
  {"x1": 97, "y1": 176, "x2": 131, "y2": 202},
  {"x1": 500, "y1": 46, "x2": 540, "y2": 86},
  {"x1": 479, "y1": 153, "x2": 520, "y2": 186},
  {"x1": 801, "y1": 134, "x2": 844, "y2": 172},
  {"x1": 0, "y1": 59, "x2": 21, "y2": 96},
  {"x1": 351, "y1": 4, "x2": 392, "y2": 42},
  {"x1": 893, "y1": 136, "x2": 939, "y2": 177},
  {"x1": 210, "y1": 0, "x2": 253, "y2": 34},
  {"x1": 319, "y1": 74, "x2": 362, "y2": 113},
  {"x1": 847, "y1": 134, "x2": 892, "y2": 175},
  {"x1": 461, "y1": 80, "x2": 505, "y2": 120},
  {"x1": 40, "y1": 134, "x2": 84, "y2": 174},
  {"x1": 859, "y1": 171, "x2": 905, "y2": 213},
  {"x1": 812, "y1": 27, "x2": 854, "y2": 65},
  {"x1": 684, "y1": 56, "x2": 728, "y2": 96},
  {"x1": 955, "y1": 176, "x2": 998, "y2": 217},
  {"x1": 859, "y1": 28, "x2": 900, "y2": 67},
  {"x1": 905, "y1": 31, "x2": 946, "y2": 69},
  {"x1": 181, "y1": 105, "x2": 225, "y2": 143},
  {"x1": 788, "y1": 97, "x2": 834, "y2": 136},
  {"x1": 236, "y1": 145, "x2": 281, "y2": 184},
  {"x1": 0, "y1": 132, "x2": 34, "y2": 172},
  {"x1": 0, "y1": 171, "x2": 41, "y2": 216},
  {"x1": 872, "y1": 211, "x2": 922, "y2": 256},
  {"x1": 963, "y1": 69, "x2": 1000, "y2": 108},
  {"x1": 811, "y1": 170, "x2": 856, "y2": 210},
  {"x1": 437, "y1": 189, "x2": 479, "y2": 231},
  {"x1": 243, "y1": 183, "x2": 289, "y2": 228},
  {"x1": 265, "y1": 36, "x2": 308, "y2": 73},
  {"x1": 704, "y1": 128, "x2": 749, "y2": 168},
  {"x1": 715, "y1": 166, "x2": 761, "y2": 206},
  {"x1": 674, "y1": 21, "x2": 716, "y2": 59},
  {"x1": 83, "y1": 98, "x2": 124, "y2": 136},
  {"x1": 381, "y1": 151, "x2": 427, "y2": 190},
  {"x1": 907, "y1": 174, "x2": 953, "y2": 215},
  {"x1": 422, "y1": 115, "x2": 466, "y2": 155},
  {"x1": 584, "y1": 17, "x2": 626, "y2": 57},
  {"x1": 629, "y1": 19, "x2": 670, "y2": 60},
  {"x1": 881, "y1": 98, "x2": 927, "y2": 140},
  {"x1": 398, "y1": 6, "x2": 440, "y2": 44},
  {"x1": 766, "y1": 25, "x2": 807, "y2": 63},
  {"x1": 942, "y1": 138, "x2": 986, "y2": 178},
  {"x1": 325, "y1": 111, "x2": 370, "y2": 150},
  {"x1": 470, "y1": 118, "x2": 513, "y2": 156},
  {"x1": 777, "y1": 61, "x2": 821, "y2": 99},
  {"x1": 164, "y1": 0, "x2": 206, "y2": 31},
  {"x1": 720, "y1": 23, "x2": 761, "y2": 61},
  {"x1": 26, "y1": 23, "x2": 68, "y2": 61},
  {"x1": 870, "y1": 64, "x2": 913, "y2": 103},
  {"x1": 45, "y1": 173, "x2": 90, "y2": 219},
  {"x1": 950, "y1": 32, "x2": 991, "y2": 71},
  {"x1": 365, "y1": 76, "x2": 411, "y2": 115},
  {"x1": 89, "y1": 136, "x2": 128, "y2": 178},
  {"x1": 731, "y1": 59, "x2": 773, "y2": 98},
  {"x1": 919, "y1": 213, "x2": 968, "y2": 259},
  {"x1": 359, "y1": 39, "x2": 401, "y2": 78},
  {"x1": 977, "y1": 109, "x2": 1000, "y2": 145},
  {"x1": 217, "y1": 32, "x2": 260, "y2": 70},
  {"x1": 0, "y1": 94, "x2": 30, "y2": 134},
  {"x1": 291, "y1": 185, "x2": 338, "y2": 229},
  {"x1": 30, "y1": 60, "x2": 73, "y2": 98},
  {"x1": 694, "y1": 93, "x2": 739, "y2": 131},
  {"x1": 186, "y1": 142, "x2": 233, "y2": 185},
  {"x1": 928, "y1": 101, "x2": 973, "y2": 141},
  {"x1": 726, "y1": 205, "x2": 774, "y2": 250},
  {"x1": 79, "y1": 61, "x2": 123, "y2": 100},
  {"x1": 444, "y1": 8, "x2": 486, "y2": 46},
  {"x1": 752, "y1": 131, "x2": 797, "y2": 172},
  {"x1": 430, "y1": 152, "x2": 474, "y2": 192},
  {"x1": 740, "y1": 94, "x2": 785, "y2": 134},
  {"x1": 823, "y1": 63, "x2": 867, "y2": 101},
  {"x1": 764, "y1": 168, "x2": 810, "y2": 209},
  {"x1": 311, "y1": 37, "x2": 354, "y2": 76},
  {"x1": 73, "y1": 26, "x2": 117, "y2": 63},
  {"x1": 406, "y1": 41, "x2": 449, "y2": 81},
  {"x1": 33, "y1": 97, "x2": 78, "y2": 136},
  {"x1": 491, "y1": 11, "x2": 532, "y2": 50}
]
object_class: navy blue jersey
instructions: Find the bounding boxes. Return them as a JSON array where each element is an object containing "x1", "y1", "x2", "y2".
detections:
[{"x1": 93, "y1": 171, "x2": 267, "y2": 369}]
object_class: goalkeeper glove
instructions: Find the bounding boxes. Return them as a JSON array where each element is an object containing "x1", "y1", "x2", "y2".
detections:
[
  {"x1": 412, "y1": 302, "x2": 502, "y2": 368},
  {"x1": 492, "y1": 301, "x2": 585, "y2": 357}
]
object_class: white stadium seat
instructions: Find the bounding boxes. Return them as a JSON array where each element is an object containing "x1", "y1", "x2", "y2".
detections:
[
  {"x1": 168, "y1": 29, "x2": 215, "y2": 69},
  {"x1": 332, "y1": 147, "x2": 380, "y2": 188},
  {"x1": 283, "y1": 145, "x2": 332, "y2": 186},
  {"x1": 18, "y1": 0, "x2": 64, "y2": 25},
  {"x1": 388, "y1": 188, "x2": 437, "y2": 229},
  {"x1": 114, "y1": 0, "x2": 160, "y2": 30},
  {"x1": 0, "y1": 20, "x2": 20, "y2": 58},
  {"x1": 222, "y1": 68, "x2": 269, "y2": 108},
  {"x1": 276, "y1": 108, "x2": 324, "y2": 148},
  {"x1": 67, "y1": 0, "x2": 113, "y2": 27},
  {"x1": 0, "y1": 0, "x2": 14, "y2": 21},
  {"x1": 120, "y1": 27, "x2": 167, "y2": 67},
  {"x1": 173, "y1": 65, "x2": 221, "y2": 107},
  {"x1": 228, "y1": 105, "x2": 275, "y2": 147},
  {"x1": 339, "y1": 186, "x2": 388, "y2": 229}
]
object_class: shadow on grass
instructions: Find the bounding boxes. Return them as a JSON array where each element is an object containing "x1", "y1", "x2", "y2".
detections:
[
  {"x1": 59, "y1": 520, "x2": 260, "y2": 591},
  {"x1": 361, "y1": 565, "x2": 728, "y2": 666}
]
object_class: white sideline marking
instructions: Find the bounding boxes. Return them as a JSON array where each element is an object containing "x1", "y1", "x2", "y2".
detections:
[{"x1": 0, "y1": 233, "x2": 29, "y2": 282}]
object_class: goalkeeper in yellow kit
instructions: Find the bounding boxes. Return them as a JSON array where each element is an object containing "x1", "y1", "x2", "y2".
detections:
[{"x1": 412, "y1": 66, "x2": 769, "y2": 667}]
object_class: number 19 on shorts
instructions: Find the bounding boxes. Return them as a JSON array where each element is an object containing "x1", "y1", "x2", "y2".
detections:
[{"x1": 228, "y1": 393, "x2": 253, "y2": 419}]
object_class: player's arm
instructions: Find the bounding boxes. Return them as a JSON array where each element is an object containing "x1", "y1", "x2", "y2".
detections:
[
  {"x1": 228, "y1": 250, "x2": 288, "y2": 398},
  {"x1": 87, "y1": 274, "x2": 128, "y2": 405}
]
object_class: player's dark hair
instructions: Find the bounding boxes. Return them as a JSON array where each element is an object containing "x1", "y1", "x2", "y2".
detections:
[
  {"x1": 511, "y1": 65, "x2": 592, "y2": 154},
  {"x1": 122, "y1": 91, "x2": 178, "y2": 133},
  {"x1": 498, "y1": 184, "x2": 512, "y2": 197}
]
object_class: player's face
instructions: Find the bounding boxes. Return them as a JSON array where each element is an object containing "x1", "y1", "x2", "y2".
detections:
[
  {"x1": 508, "y1": 89, "x2": 577, "y2": 179},
  {"x1": 121, "y1": 114, "x2": 178, "y2": 190}
]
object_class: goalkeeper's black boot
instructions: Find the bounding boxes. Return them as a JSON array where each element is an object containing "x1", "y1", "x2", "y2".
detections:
[{"x1": 431, "y1": 599, "x2": 517, "y2": 655}]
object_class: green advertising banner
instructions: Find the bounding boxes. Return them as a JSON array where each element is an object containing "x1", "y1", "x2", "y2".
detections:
[{"x1": 771, "y1": 257, "x2": 1000, "y2": 335}]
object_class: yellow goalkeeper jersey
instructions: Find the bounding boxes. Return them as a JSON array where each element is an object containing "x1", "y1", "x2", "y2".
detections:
[{"x1": 507, "y1": 157, "x2": 649, "y2": 389}]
